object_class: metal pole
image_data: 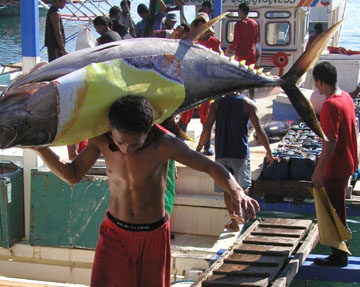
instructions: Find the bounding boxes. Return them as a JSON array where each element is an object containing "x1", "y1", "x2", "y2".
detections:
[
  {"x1": 213, "y1": 0, "x2": 222, "y2": 38},
  {"x1": 214, "y1": 0, "x2": 222, "y2": 17},
  {"x1": 20, "y1": 0, "x2": 39, "y2": 241}
]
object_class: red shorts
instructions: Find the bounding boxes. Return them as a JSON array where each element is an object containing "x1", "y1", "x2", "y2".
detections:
[
  {"x1": 91, "y1": 212, "x2": 171, "y2": 287},
  {"x1": 179, "y1": 101, "x2": 211, "y2": 125}
]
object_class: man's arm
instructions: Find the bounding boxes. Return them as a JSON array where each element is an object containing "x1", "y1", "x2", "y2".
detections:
[
  {"x1": 196, "y1": 101, "x2": 218, "y2": 152},
  {"x1": 157, "y1": 0, "x2": 167, "y2": 15},
  {"x1": 244, "y1": 98, "x2": 274, "y2": 167},
  {"x1": 350, "y1": 82, "x2": 360, "y2": 99},
  {"x1": 50, "y1": 11, "x2": 67, "y2": 55},
  {"x1": 166, "y1": 137, "x2": 260, "y2": 222},
  {"x1": 225, "y1": 23, "x2": 239, "y2": 56},
  {"x1": 311, "y1": 134, "x2": 337, "y2": 187},
  {"x1": 34, "y1": 138, "x2": 100, "y2": 185}
]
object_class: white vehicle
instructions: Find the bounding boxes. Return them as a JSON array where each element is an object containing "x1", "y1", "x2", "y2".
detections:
[{"x1": 183, "y1": 0, "x2": 347, "y2": 76}]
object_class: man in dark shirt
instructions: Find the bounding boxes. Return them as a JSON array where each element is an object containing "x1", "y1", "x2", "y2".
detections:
[
  {"x1": 44, "y1": 0, "x2": 67, "y2": 62},
  {"x1": 93, "y1": 16, "x2": 122, "y2": 45},
  {"x1": 109, "y1": 6, "x2": 127, "y2": 39},
  {"x1": 197, "y1": 93, "x2": 273, "y2": 231}
]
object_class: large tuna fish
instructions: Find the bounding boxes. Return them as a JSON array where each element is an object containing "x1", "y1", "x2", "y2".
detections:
[{"x1": 0, "y1": 15, "x2": 341, "y2": 148}]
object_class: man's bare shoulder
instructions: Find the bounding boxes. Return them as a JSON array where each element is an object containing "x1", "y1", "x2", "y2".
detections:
[
  {"x1": 155, "y1": 133, "x2": 194, "y2": 157},
  {"x1": 87, "y1": 134, "x2": 109, "y2": 149},
  {"x1": 50, "y1": 9, "x2": 61, "y2": 22}
]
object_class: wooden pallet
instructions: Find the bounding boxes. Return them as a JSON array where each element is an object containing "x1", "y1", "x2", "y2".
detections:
[{"x1": 192, "y1": 218, "x2": 319, "y2": 287}]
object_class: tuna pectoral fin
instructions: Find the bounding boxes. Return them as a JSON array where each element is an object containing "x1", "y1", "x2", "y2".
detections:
[
  {"x1": 160, "y1": 117, "x2": 195, "y2": 141},
  {"x1": 0, "y1": 127, "x2": 17, "y2": 149},
  {"x1": 281, "y1": 84, "x2": 327, "y2": 141}
]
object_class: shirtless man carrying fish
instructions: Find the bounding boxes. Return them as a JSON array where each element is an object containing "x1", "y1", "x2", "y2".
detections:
[{"x1": 33, "y1": 95, "x2": 259, "y2": 287}]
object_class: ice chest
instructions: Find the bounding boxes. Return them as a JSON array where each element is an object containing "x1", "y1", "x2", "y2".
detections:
[
  {"x1": 0, "y1": 161, "x2": 24, "y2": 248},
  {"x1": 262, "y1": 156, "x2": 290, "y2": 180},
  {"x1": 289, "y1": 156, "x2": 316, "y2": 181}
]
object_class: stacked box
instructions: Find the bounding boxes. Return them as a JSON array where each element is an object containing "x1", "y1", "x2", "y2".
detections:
[{"x1": 261, "y1": 122, "x2": 321, "y2": 181}]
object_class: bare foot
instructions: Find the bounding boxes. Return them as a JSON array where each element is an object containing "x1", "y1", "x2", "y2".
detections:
[{"x1": 224, "y1": 220, "x2": 240, "y2": 231}]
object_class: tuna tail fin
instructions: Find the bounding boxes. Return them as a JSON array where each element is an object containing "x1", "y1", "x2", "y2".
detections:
[
  {"x1": 183, "y1": 12, "x2": 229, "y2": 42},
  {"x1": 160, "y1": 117, "x2": 195, "y2": 141},
  {"x1": 280, "y1": 21, "x2": 343, "y2": 140}
]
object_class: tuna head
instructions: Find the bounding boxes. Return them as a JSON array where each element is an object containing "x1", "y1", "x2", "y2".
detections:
[{"x1": 0, "y1": 82, "x2": 57, "y2": 148}]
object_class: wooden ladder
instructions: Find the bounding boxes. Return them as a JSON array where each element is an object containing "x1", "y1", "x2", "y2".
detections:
[{"x1": 192, "y1": 218, "x2": 319, "y2": 287}]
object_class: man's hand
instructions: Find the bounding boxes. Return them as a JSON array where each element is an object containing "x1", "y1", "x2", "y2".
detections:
[
  {"x1": 265, "y1": 151, "x2": 274, "y2": 167},
  {"x1": 230, "y1": 189, "x2": 260, "y2": 223},
  {"x1": 311, "y1": 167, "x2": 323, "y2": 188}
]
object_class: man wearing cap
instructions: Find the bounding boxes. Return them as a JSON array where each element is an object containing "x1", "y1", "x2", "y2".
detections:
[
  {"x1": 162, "y1": 13, "x2": 177, "y2": 30},
  {"x1": 225, "y1": 3, "x2": 259, "y2": 65},
  {"x1": 152, "y1": 13, "x2": 177, "y2": 38},
  {"x1": 135, "y1": 0, "x2": 167, "y2": 37},
  {"x1": 178, "y1": 12, "x2": 222, "y2": 156}
]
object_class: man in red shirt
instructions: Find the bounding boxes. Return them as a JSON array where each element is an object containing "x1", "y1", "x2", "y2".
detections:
[
  {"x1": 312, "y1": 62, "x2": 358, "y2": 267},
  {"x1": 178, "y1": 12, "x2": 222, "y2": 156},
  {"x1": 225, "y1": 3, "x2": 259, "y2": 65}
]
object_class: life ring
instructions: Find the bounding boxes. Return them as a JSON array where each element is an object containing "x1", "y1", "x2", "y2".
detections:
[{"x1": 273, "y1": 52, "x2": 289, "y2": 68}]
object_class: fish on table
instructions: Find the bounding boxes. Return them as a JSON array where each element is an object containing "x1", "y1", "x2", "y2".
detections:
[{"x1": 0, "y1": 14, "x2": 341, "y2": 148}]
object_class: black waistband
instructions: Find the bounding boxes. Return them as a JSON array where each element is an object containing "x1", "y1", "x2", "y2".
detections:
[{"x1": 107, "y1": 211, "x2": 168, "y2": 232}]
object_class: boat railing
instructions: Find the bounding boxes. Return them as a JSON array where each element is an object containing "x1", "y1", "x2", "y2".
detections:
[
  {"x1": 38, "y1": 0, "x2": 49, "y2": 10},
  {"x1": 61, "y1": 0, "x2": 112, "y2": 21}
]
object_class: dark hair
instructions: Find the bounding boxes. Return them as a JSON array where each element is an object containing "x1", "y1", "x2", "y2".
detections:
[
  {"x1": 93, "y1": 16, "x2": 111, "y2": 27},
  {"x1": 109, "y1": 96, "x2": 153, "y2": 134},
  {"x1": 314, "y1": 23, "x2": 324, "y2": 34},
  {"x1": 313, "y1": 61, "x2": 337, "y2": 87},
  {"x1": 109, "y1": 6, "x2": 121, "y2": 18},
  {"x1": 238, "y1": 3, "x2": 250, "y2": 15},
  {"x1": 181, "y1": 23, "x2": 190, "y2": 33},
  {"x1": 202, "y1": 1, "x2": 211, "y2": 9},
  {"x1": 192, "y1": 18, "x2": 206, "y2": 28},
  {"x1": 137, "y1": 3, "x2": 149, "y2": 15},
  {"x1": 120, "y1": 0, "x2": 131, "y2": 8}
]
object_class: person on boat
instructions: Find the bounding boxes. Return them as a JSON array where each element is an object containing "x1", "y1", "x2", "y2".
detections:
[
  {"x1": 306, "y1": 23, "x2": 324, "y2": 50},
  {"x1": 169, "y1": 23, "x2": 190, "y2": 39},
  {"x1": 44, "y1": 0, "x2": 67, "y2": 62},
  {"x1": 152, "y1": 13, "x2": 178, "y2": 38},
  {"x1": 178, "y1": 12, "x2": 222, "y2": 156},
  {"x1": 199, "y1": 0, "x2": 214, "y2": 19},
  {"x1": 135, "y1": 0, "x2": 167, "y2": 38},
  {"x1": 109, "y1": 6, "x2": 127, "y2": 39},
  {"x1": 32, "y1": 95, "x2": 259, "y2": 287},
  {"x1": 311, "y1": 61, "x2": 358, "y2": 267},
  {"x1": 196, "y1": 93, "x2": 274, "y2": 231},
  {"x1": 93, "y1": 16, "x2": 122, "y2": 45},
  {"x1": 119, "y1": 0, "x2": 136, "y2": 38},
  {"x1": 224, "y1": 3, "x2": 259, "y2": 65}
]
